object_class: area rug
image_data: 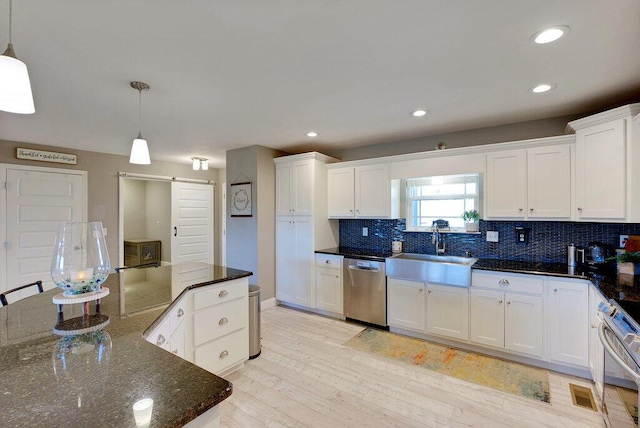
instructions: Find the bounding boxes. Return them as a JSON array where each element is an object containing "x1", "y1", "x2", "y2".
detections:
[
  {"x1": 344, "y1": 328, "x2": 550, "y2": 403},
  {"x1": 617, "y1": 387, "x2": 638, "y2": 424}
]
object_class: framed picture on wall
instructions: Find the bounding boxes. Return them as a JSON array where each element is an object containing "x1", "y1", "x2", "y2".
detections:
[{"x1": 230, "y1": 182, "x2": 252, "y2": 217}]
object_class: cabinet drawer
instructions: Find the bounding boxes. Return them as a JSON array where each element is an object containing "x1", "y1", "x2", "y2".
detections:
[
  {"x1": 193, "y1": 297, "x2": 248, "y2": 346},
  {"x1": 193, "y1": 279, "x2": 247, "y2": 310},
  {"x1": 315, "y1": 254, "x2": 343, "y2": 269},
  {"x1": 471, "y1": 271, "x2": 544, "y2": 294},
  {"x1": 195, "y1": 328, "x2": 249, "y2": 375}
]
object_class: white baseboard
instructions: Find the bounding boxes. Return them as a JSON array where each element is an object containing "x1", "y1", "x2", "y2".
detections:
[{"x1": 261, "y1": 297, "x2": 277, "y2": 311}]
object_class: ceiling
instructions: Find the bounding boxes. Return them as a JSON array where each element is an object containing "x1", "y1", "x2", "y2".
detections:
[{"x1": 0, "y1": 1, "x2": 639, "y2": 169}]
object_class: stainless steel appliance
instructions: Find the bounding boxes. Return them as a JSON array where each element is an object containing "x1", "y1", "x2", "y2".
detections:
[
  {"x1": 343, "y1": 258, "x2": 387, "y2": 327},
  {"x1": 597, "y1": 299, "x2": 640, "y2": 427},
  {"x1": 587, "y1": 242, "x2": 613, "y2": 267}
]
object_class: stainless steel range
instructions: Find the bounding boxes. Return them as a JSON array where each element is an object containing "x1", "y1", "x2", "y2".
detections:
[{"x1": 597, "y1": 299, "x2": 640, "y2": 427}]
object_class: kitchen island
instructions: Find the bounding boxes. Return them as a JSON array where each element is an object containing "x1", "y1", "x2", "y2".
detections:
[{"x1": 0, "y1": 263, "x2": 252, "y2": 427}]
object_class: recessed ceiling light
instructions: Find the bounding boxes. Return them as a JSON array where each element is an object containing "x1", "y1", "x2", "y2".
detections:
[
  {"x1": 411, "y1": 109, "x2": 428, "y2": 117},
  {"x1": 529, "y1": 83, "x2": 556, "y2": 93},
  {"x1": 306, "y1": 131, "x2": 318, "y2": 137},
  {"x1": 531, "y1": 26, "x2": 570, "y2": 44}
]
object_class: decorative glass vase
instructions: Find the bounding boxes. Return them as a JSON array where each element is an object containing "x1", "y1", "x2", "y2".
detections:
[{"x1": 51, "y1": 222, "x2": 111, "y2": 295}]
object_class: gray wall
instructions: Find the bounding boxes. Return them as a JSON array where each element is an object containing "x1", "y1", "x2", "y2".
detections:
[
  {"x1": 226, "y1": 145, "x2": 286, "y2": 301},
  {"x1": 0, "y1": 140, "x2": 220, "y2": 266},
  {"x1": 329, "y1": 114, "x2": 582, "y2": 161}
]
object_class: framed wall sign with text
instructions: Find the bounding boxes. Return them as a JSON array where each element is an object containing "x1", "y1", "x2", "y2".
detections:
[{"x1": 230, "y1": 182, "x2": 252, "y2": 217}]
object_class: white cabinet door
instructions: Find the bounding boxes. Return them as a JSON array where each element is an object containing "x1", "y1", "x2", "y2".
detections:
[
  {"x1": 575, "y1": 119, "x2": 626, "y2": 220},
  {"x1": 426, "y1": 283, "x2": 469, "y2": 341},
  {"x1": 275, "y1": 216, "x2": 314, "y2": 307},
  {"x1": 328, "y1": 167, "x2": 355, "y2": 218},
  {"x1": 527, "y1": 145, "x2": 572, "y2": 219},
  {"x1": 548, "y1": 279, "x2": 589, "y2": 368},
  {"x1": 315, "y1": 267, "x2": 342, "y2": 314},
  {"x1": 387, "y1": 278, "x2": 425, "y2": 332},
  {"x1": 355, "y1": 164, "x2": 390, "y2": 218},
  {"x1": 275, "y1": 218, "x2": 295, "y2": 303},
  {"x1": 276, "y1": 160, "x2": 313, "y2": 216},
  {"x1": 470, "y1": 288, "x2": 505, "y2": 348},
  {"x1": 504, "y1": 293, "x2": 543, "y2": 357},
  {"x1": 486, "y1": 150, "x2": 527, "y2": 218}
]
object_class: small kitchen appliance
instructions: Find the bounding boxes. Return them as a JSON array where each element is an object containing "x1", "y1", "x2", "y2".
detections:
[{"x1": 586, "y1": 242, "x2": 613, "y2": 270}]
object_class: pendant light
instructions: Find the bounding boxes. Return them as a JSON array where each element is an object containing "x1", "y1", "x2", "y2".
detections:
[
  {"x1": 129, "y1": 81, "x2": 151, "y2": 165},
  {"x1": 191, "y1": 157, "x2": 209, "y2": 171},
  {"x1": 0, "y1": 0, "x2": 35, "y2": 114}
]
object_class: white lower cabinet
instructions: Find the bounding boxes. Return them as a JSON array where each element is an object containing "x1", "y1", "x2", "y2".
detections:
[
  {"x1": 145, "y1": 278, "x2": 249, "y2": 376},
  {"x1": 470, "y1": 289, "x2": 505, "y2": 348},
  {"x1": 314, "y1": 254, "x2": 343, "y2": 314},
  {"x1": 426, "y1": 283, "x2": 469, "y2": 341},
  {"x1": 547, "y1": 278, "x2": 589, "y2": 368},
  {"x1": 387, "y1": 278, "x2": 425, "y2": 332},
  {"x1": 470, "y1": 271, "x2": 543, "y2": 358}
]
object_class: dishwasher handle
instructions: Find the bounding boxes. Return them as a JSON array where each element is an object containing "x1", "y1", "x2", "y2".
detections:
[{"x1": 348, "y1": 264, "x2": 380, "y2": 272}]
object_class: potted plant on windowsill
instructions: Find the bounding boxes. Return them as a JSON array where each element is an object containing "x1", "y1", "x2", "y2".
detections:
[{"x1": 462, "y1": 210, "x2": 480, "y2": 233}]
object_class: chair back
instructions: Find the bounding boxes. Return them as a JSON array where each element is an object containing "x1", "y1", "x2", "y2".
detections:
[{"x1": 0, "y1": 280, "x2": 44, "y2": 306}]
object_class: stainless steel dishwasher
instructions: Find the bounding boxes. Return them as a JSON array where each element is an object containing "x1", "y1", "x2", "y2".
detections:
[{"x1": 343, "y1": 258, "x2": 387, "y2": 327}]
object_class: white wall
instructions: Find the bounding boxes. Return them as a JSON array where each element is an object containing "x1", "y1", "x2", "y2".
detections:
[
  {"x1": 145, "y1": 181, "x2": 172, "y2": 262},
  {"x1": 123, "y1": 180, "x2": 146, "y2": 240}
]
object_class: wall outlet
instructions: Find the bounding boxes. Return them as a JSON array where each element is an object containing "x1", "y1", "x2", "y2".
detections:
[
  {"x1": 620, "y1": 234, "x2": 629, "y2": 248},
  {"x1": 362, "y1": 227, "x2": 368, "y2": 237},
  {"x1": 486, "y1": 231, "x2": 499, "y2": 242}
]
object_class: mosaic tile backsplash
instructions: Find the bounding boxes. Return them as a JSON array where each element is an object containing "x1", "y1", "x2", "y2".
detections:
[{"x1": 338, "y1": 219, "x2": 640, "y2": 263}]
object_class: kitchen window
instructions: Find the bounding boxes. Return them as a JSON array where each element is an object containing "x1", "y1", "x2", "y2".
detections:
[{"x1": 405, "y1": 174, "x2": 480, "y2": 231}]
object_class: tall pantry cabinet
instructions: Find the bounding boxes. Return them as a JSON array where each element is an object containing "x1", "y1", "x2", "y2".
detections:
[{"x1": 274, "y1": 152, "x2": 339, "y2": 309}]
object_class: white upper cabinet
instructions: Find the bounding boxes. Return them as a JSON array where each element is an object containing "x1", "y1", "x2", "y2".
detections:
[
  {"x1": 486, "y1": 149, "x2": 527, "y2": 218},
  {"x1": 575, "y1": 119, "x2": 626, "y2": 220},
  {"x1": 276, "y1": 159, "x2": 313, "y2": 216},
  {"x1": 568, "y1": 103, "x2": 640, "y2": 222},
  {"x1": 485, "y1": 143, "x2": 572, "y2": 220},
  {"x1": 527, "y1": 145, "x2": 572, "y2": 218},
  {"x1": 328, "y1": 163, "x2": 397, "y2": 218}
]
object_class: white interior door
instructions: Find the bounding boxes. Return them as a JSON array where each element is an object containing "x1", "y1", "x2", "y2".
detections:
[
  {"x1": 171, "y1": 182, "x2": 214, "y2": 264},
  {"x1": 2, "y1": 166, "x2": 87, "y2": 292}
]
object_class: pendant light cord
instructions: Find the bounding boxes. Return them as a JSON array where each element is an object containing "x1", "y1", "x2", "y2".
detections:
[
  {"x1": 138, "y1": 89, "x2": 142, "y2": 133},
  {"x1": 8, "y1": 0, "x2": 12, "y2": 44}
]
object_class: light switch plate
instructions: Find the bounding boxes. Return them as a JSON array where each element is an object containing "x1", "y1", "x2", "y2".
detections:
[
  {"x1": 486, "y1": 231, "x2": 499, "y2": 242},
  {"x1": 362, "y1": 227, "x2": 368, "y2": 237}
]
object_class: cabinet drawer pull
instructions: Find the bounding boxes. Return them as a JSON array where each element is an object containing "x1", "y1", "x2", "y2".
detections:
[
  {"x1": 577, "y1": 207, "x2": 583, "y2": 211},
  {"x1": 554, "y1": 288, "x2": 558, "y2": 292},
  {"x1": 427, "y1": 289, "x2": 431, "y2": 293},
  {"x1": 325, "y1": 260, "x2": 331, "y2": 264},
  {"x1": 219, "y1": 350, "x2": 229, "y2": 359},
  {"x1": 498, "y1": 279, "x2": 510, "y2": 285},
  {"x1": 172, "y1": 349, "x2": 179, "y2": 355},
  {"x1": 218, "y1": 290, "x2": 228, "y2": 298},
  {"x1": 156, "y1": 334, "x2": 166, "y2": 346},
  {"x1": 219, "y1": 317, "x2": 229, "y2": 326},
  {"x1": 498, "y1": 299, "x2": 503, "y2": 303},
  {"x1": 177, "y1": 308, "x2": 184, "y2": 317},
  {"x1": 530, "y1": 208, "x2": 534, "y2": 212},
  {"x1": 506, "y1": 301, "x2": 511, "y2": 305}
]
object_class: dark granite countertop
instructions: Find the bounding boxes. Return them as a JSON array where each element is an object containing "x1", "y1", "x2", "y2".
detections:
[{"x1": 0, "y1": 262, "x2": 252, "y2": 427}]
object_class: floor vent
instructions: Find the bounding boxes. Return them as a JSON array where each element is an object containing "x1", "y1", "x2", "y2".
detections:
[{"x1": 569, "y1": 383, "x2": 598, "y2": 411}]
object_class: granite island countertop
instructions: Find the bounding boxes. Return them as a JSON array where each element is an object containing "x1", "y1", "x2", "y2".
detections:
[{"x1": 0, "y1": 262, "x2": 252, "y2": 427}]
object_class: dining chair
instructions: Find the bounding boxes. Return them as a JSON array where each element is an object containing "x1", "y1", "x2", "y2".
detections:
[{"x1": 0, "y1": 280, "x2": 44, "y2": 306}]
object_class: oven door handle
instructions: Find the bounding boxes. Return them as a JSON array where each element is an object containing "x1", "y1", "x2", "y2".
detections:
[{"x1": 598, "y1": 322, "x2": 640, "y2": 383}]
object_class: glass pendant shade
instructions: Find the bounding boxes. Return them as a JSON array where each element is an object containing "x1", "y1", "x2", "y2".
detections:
[
  {"x1": 201, "y1": 160, "x2": 209, "y2": 171},
  {"x1": 0, "y1": 44, "x2": 35, "y2": 114},
  {"x1": 51, "y1": 222, "x2": 111, "y2": 295},
  {"x1": 192, "y1": 158, "x2": 200, "y2": 170},
  {"x1": 130, "y1": 133, "x2": 151, "y2": 165}
]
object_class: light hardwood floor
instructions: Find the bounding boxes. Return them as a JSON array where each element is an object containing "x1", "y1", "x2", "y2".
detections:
[{"x1": 220, "y1": 305, "x2": 635, "y2": 427}]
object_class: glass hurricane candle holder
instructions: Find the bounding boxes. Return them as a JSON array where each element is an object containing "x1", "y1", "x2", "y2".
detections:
[{"x1": 51, "y1": 222, "x2": 111, "y2": 295}]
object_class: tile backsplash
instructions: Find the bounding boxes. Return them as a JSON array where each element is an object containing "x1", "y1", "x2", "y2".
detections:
[{"x1": 339, "y1": 219, "x2": 640, "y2": 263}]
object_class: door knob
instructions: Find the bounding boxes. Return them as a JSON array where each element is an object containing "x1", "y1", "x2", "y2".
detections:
[{"x1": 173, "y1": 226, "x2": 177, "y2": 237}]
